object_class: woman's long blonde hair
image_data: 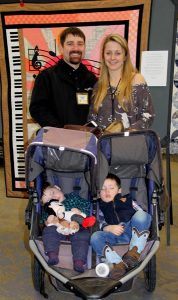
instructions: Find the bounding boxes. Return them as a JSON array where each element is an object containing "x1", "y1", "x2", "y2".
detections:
[{"x1": 93, "y1": 34, "x2": 137, "y2": 113}]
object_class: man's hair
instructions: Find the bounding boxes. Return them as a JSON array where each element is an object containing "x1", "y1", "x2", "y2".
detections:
[
  {"x1": 60, "y1": 27, "x2": 86, "y2": 46},
  {"x1": 106, "y1": 173, "x2": 121, "y2": 188}
]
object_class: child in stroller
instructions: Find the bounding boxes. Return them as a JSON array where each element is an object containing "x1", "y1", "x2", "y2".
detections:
[
  {"x1": 91, "y1": 173, "x2": 151, "y2": 279},
  {"x1": 41, "y1": 184, "x2": 96, "y2": 272}
]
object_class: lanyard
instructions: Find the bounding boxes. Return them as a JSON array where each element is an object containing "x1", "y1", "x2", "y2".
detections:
[{"x1": 109, "y1": 79, "x2": 121, "y2": 122}]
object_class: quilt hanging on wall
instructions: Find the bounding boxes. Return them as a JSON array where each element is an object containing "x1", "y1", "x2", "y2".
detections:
[{"x1": 0, "y1": 0, "x2": 151, "y2": 197}]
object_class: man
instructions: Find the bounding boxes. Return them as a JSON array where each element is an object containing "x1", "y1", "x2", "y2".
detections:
[{"x1": 30, "y1": 27, "x2": 97, "y2": 128}]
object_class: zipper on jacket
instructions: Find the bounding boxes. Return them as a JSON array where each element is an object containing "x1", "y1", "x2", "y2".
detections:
[{"x1": 113, "y1": 201, "x2": 120, "y2": 224}]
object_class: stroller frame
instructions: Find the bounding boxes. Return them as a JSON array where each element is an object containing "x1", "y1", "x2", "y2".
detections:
[{"x1": 25, "y1": 127, "x2": 164, "y2": 299}]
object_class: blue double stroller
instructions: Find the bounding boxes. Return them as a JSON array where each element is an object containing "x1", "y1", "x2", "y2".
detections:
[{"x1": 25, "y1": 126, "x2": 166, "y2": 299}]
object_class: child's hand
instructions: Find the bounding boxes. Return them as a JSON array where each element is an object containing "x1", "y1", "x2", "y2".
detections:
[
  {"x1": 45, "y1": 215, "x2": 58, "y2": 226},
  {"x1": 71, "y1": 208, "x2": 81, "y2": 214},
  {"x1": 71, "y1": 208, "x2": 86, "y2": 218},
  {"x1": 70, "y1": 221, "x2": 79, "y2": 231},
  {"x1": 104, "y1": 224, "x2": 124, "y2": 236}
]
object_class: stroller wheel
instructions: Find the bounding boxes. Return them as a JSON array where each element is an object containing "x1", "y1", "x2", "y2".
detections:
[
  {"x1": 143, "y1": 254, "x2": 156, "y2": 292},
  {"x1": 32, "y1": 255, "x2": 48, "y2": 298}
]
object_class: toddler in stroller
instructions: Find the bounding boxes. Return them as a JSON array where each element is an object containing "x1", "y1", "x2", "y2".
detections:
[
  {"x1": 41, "y1": 184, "x2": 96, "y2": 271},
  {"x1": 91, "y1": 173, "x2": 151, "y2": 279}
]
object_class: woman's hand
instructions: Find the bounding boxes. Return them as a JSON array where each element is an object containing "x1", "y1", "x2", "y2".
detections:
[
  {"x1": 105, "y1": 121, "x2": 124, "y2": 133},
  {"x1": 104, "y1": 224, "x2": 125, "y2": 235}
]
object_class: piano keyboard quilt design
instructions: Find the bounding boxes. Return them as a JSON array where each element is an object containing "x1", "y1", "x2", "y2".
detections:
[{"x1": 0, "y1": 0, "x2": 151, "y2": 197}]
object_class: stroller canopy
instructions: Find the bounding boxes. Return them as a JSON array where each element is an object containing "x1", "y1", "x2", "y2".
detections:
[
  {"x1": 96, "y1": 130, "x2": 163, "y2": 190},
  {"x1": 25, "y1": 127, "x2": 98, "y2": 186}
]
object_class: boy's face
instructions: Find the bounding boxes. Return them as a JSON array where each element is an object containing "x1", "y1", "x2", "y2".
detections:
[{"x1": 100, "y1": 178, "x2": 121, "y2": 203}]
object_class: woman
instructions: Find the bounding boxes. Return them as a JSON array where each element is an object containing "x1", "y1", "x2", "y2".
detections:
[{"x1": 88, "y1": 34, "x2": 155, "y2": 132}]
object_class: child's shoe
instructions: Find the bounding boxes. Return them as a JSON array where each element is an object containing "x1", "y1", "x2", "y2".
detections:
[
  {"x1": 109, "y1": 261, "x2": 128, "y2": 280},
  {"x1": 73, "y1": 260, "x2": 85, "y2": 273},
  {"x1": 47, "y1": 251, "x2": 59, "y2": 265},
  {"x1": 122, "y1": 228, "x2": 150, "y2": 268},
  {"x1": 102, "y1": 244, "x2": 128, "y2": 280}
]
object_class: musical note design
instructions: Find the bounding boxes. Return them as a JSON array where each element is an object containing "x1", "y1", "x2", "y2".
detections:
[
  {"x1": 28, "y1": 45, "x2": 59, "y2": 77},
  {"x1": 32, "y1": 45, "x2": 42, "y2": 70}
]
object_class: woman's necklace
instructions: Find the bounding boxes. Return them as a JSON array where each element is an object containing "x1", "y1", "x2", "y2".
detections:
[{"x1": 109, "y1": 78, "x2": 121, "y2": 122}]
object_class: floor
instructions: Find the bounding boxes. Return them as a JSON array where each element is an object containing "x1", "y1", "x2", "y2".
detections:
[{"x1": 0, "y1": 156, "x2": 178, "y2": 300}]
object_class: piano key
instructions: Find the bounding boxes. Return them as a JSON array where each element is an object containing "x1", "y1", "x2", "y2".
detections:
[{"x1": 7, "y1": 28, "x2": 25, "y2": 178}]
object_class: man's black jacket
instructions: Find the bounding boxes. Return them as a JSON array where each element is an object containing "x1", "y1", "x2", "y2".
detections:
[{"x1": 30, "y1": 59, "x2": 97, "y2": 127}]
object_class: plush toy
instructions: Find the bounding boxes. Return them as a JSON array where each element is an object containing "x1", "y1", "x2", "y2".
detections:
[
  {"x1": 42, "y1": 185, "x2": 96, "y2": 235},
  {"x1": 46, "y1": 214, "x2": 80, "y2": 235}
]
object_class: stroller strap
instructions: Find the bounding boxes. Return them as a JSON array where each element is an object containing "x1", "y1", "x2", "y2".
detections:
[{"x1": 73, "y1": 177, "x2": 81, "y2": 195}]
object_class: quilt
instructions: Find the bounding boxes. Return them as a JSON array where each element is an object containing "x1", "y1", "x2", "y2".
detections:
[{"x1": 0, "y1": 0, "x2": 151, "y2": 197}]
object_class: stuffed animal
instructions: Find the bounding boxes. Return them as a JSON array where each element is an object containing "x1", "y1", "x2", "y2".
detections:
[
  {"x1": 42, "y1": 185, "x2": 96, "y2": 235},
  {"x1": 46, "y1": 214, "x2": 80, "y2": 235}
]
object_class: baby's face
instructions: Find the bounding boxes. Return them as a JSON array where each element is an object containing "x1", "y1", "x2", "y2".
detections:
[
  {"x1": 43, "y1": 186, "x2": 65, "y2": 203},
  {"x1": 100, "y1": 178, "x2": 120, "y2": 202}
]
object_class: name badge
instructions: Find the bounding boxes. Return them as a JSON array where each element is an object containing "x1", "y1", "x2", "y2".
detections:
[{"x1": 76, "y1": 93, "x2": 89, "y2": 105}]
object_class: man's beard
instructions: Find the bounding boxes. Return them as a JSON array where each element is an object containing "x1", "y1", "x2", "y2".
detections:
[{"x1": 69, "y1": 51, "x2": 83, "y2": 64}]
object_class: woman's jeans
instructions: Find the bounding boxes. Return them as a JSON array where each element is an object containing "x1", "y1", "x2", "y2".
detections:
[{"x1": 90, "y1": 210, "x2": 152, "y2": 257}]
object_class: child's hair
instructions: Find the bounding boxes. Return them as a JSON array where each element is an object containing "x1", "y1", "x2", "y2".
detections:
[
  {"x1": 106, "y1": 173, "x2": 121, "y2": 188},
  {"x1": 42, "y1": 182, "x2": 50, "y2": 190}
]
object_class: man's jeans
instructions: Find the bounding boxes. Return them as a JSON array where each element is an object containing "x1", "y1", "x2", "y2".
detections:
[{"x1": 90, "y1": 210, "x2": 152, "y2": 257}]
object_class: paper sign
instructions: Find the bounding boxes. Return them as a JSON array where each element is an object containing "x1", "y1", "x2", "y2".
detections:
[{"x1": 141, "y1": 51, "x2": 168, "y2": 86}]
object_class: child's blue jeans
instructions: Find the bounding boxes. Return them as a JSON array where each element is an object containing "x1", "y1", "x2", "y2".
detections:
[{"x1": 90, "y1": 210, "x2": 152, "y2": 257}]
